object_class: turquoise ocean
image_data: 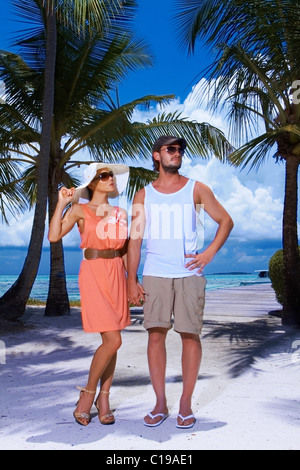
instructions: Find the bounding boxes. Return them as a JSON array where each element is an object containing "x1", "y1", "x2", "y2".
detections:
[{"x1": 0, "y1": 273, "x2": 270, "y2": 302}]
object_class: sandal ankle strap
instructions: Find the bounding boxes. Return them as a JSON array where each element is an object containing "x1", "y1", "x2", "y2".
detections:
[{"x1": 76, "y1": 386, "x2": 96, "y2": 394}]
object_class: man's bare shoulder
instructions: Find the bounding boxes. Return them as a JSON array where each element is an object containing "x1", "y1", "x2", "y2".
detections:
[
  {"x1": 194, "y1": 180, "x2": 215, "y2": 201},
  {"x1": 194, "y1": 180, "x2": 212, "y2": 190}
]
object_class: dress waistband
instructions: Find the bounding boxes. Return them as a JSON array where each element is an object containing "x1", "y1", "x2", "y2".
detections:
[{"x1": 83, "y1": 248, "x2": 122, "y2": 260}]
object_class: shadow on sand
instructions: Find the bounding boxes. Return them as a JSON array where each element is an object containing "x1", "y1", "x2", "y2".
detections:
[{"x1": 203, "y1": 316, "x2": 300, "y2": 377}]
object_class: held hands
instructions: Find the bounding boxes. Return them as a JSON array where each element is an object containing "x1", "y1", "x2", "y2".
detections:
[
  {"x1": 127, "y1": 280, "x2": 146, "y2": 306},
  {"x1": 127, "y1": 252, "x2": 214, "y2": 305}
]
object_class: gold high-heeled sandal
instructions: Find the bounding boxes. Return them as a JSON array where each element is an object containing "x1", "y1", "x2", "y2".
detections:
[
  {"x1": 73, "y1": 386, "x2": 96, "y2": 426},
  {"x1": 94, "y1": 390, "x2": 115, "y2": 425}
]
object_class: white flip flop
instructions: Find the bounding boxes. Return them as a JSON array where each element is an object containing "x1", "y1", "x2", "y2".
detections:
[
  {"x1": 144, "y1": 412, "x2": 169, "y2": 427},
  {"x1": 176, "y1": 414, "x2": 196, "y2": 429}
]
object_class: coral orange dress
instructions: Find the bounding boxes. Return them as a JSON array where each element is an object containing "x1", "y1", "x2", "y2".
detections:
[{"x1": 78, "y1": 204, "x2": 130, "y2": 333}]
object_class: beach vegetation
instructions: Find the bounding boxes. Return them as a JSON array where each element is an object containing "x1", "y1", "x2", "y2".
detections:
[
  {"x1": 27, "y1": 298, "x2": 81, "y2": 307},
  {"x1": 176, "y1": 0, "x2": 300, "y2": 327},
  {"x1": 269, "y1": 249, "x2": 285, "y2": 306},
  {"x1": 269, "y1": 247, "x2": 300, "y2": 308},
  {"x1": 0, "y1": 0, "x2": 231, "y2": 322}
]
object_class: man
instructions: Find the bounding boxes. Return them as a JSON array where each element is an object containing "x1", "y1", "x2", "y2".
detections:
[{"x1": 127, "y1": 136, "x2": 233, "y2": 429}]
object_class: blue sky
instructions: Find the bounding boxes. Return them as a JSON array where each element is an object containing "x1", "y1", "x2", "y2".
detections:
[
  {"x1": 0, "y1": 0, "x2": 297, "y2": 276},
  {"x1": 118, "y1": 0, "x2": 211, "y2": 104}
]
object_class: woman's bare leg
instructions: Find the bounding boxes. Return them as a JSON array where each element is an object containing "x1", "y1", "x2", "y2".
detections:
[
  {"x1": 97, "y1": 352, "x2": 117, "y2": 418},
  {"x1": 75, "y1": 331, "x2": 121, "y2": 417}
]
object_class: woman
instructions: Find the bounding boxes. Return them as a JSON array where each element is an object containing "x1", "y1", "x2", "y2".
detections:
[{"x1": 48, "y1": 162, "x2": 131, "y2": 426}]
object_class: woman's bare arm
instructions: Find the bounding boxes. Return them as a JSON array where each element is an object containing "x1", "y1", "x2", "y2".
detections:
[{"x1": 48, "y1": 187, "x2": 83, "y2": 243}]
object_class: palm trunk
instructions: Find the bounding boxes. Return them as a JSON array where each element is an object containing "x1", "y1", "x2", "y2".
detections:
[
  {"x1": 45, "y1": 176, "x2": 70, "y2": 316},
  {"x1": 45, "y1": 240, "x2": 71, "y2": 317},
  {"x1": 0, "y1": 5, "x2": 57, "y2": 321},
  {"x1": 282, "y1": 155, "x2": 300, "y2": 327}
]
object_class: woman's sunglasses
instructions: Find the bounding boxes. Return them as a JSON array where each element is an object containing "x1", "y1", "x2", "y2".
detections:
[
  {"x1": 93, "y1": 171, "x2": 114, "y2": 182},
  {"x1": 163, "y1": 146, "x2": 185, "y2": 156}
]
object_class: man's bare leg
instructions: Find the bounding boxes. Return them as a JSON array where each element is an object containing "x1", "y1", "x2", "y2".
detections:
[
  {"x1": 178, "y1": 333, "x2": 202, "y2": 427},
  {"x1": 144, "y1": 328, "x2": 169, "y2": 425}
]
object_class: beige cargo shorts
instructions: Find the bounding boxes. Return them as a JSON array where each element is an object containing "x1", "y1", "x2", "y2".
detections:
[{"x1": 143, "y1": 275, "x2": 207, "y2": 335}]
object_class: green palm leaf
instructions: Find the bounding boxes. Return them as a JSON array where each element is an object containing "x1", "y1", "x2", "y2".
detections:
[{"x1": 126, "y1": 166, "x2": 157, "y2": 200}]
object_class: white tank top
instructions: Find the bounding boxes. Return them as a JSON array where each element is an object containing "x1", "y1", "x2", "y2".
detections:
[{"x1": 143, "y1": 179, "x2": 203, "y2": 278}]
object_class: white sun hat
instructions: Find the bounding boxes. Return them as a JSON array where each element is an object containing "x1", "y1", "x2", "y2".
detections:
[{"x1": 72, "y1": 162, "x2": 130, "y2": 203}]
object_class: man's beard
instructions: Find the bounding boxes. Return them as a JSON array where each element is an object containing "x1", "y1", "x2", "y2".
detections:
[{"x1": 161, "y1": 159, "x2": 182, "y2": 174}]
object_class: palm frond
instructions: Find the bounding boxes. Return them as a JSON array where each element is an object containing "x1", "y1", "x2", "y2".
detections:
[
  {"x1": 175, "y1": 0, "x2": 300, "y2": 60},
  {"x1": 228, "y1": 125, "x2": 300, "y2": 170},
  {"x1": 126, "y1": 166, "x2": 157, "y2": 200},
  {"x1": 55, "y1": 30, "x2": 153, "y2": 118},
  {"x1": 0, "y1": 51, "x2": 42, "y2": 121},
  {"x1": 63, "y1": 94, "x2": 175, "y2": 162},
  {"x1": 60, "y1": 0, "x2": 137, "y2": 36},
  {"x1": 140, "y1": 111, "x2": 234, "y2": 162},
  {"x1": 0, "y1": 158, "x2": 29, "y2": 222}
]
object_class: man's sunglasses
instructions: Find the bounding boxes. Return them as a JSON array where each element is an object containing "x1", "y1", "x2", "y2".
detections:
[
  {"x1": 93, "y1": 171, "x2": 114, "y2": 182},
  {"x1": 162, "y1": 146, "x2": 185, "y2": 156}
]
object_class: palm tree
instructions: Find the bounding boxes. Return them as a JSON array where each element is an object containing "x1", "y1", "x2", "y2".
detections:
[
  {"x1": 176, "y1": 0, "x2": 300, "y2": 327},
  {"x1": 0, "y1": 0, "x2": 231, "y2": 320},
  {"x1": 0, "y1": 0, "x2": 130, "y2": 320},
  {"x1": 0, "y1": 0, "x2": 57, "y2": 321},
  {"x1": 0, "y1": 0, "x2": 157, "y2": 320}
]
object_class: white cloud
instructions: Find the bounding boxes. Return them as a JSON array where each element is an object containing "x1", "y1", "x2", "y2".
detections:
[
  {"x1": 0, "y1": 213, "x2": 34, "y2": 246},
  {"x1": 0, "y1": 209, "x2": 81, "y2": 248},
  {"x1": 181, "y1": 157, "x2": 284, "y2": 243},
  {"x1": 132, "y1": 79, "x2": 230, "y2": 135}
]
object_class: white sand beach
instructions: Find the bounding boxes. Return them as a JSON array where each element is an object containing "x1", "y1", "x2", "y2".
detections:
[{"x1": 0, "y1": 284, "x2": 299, "y2": 451}]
